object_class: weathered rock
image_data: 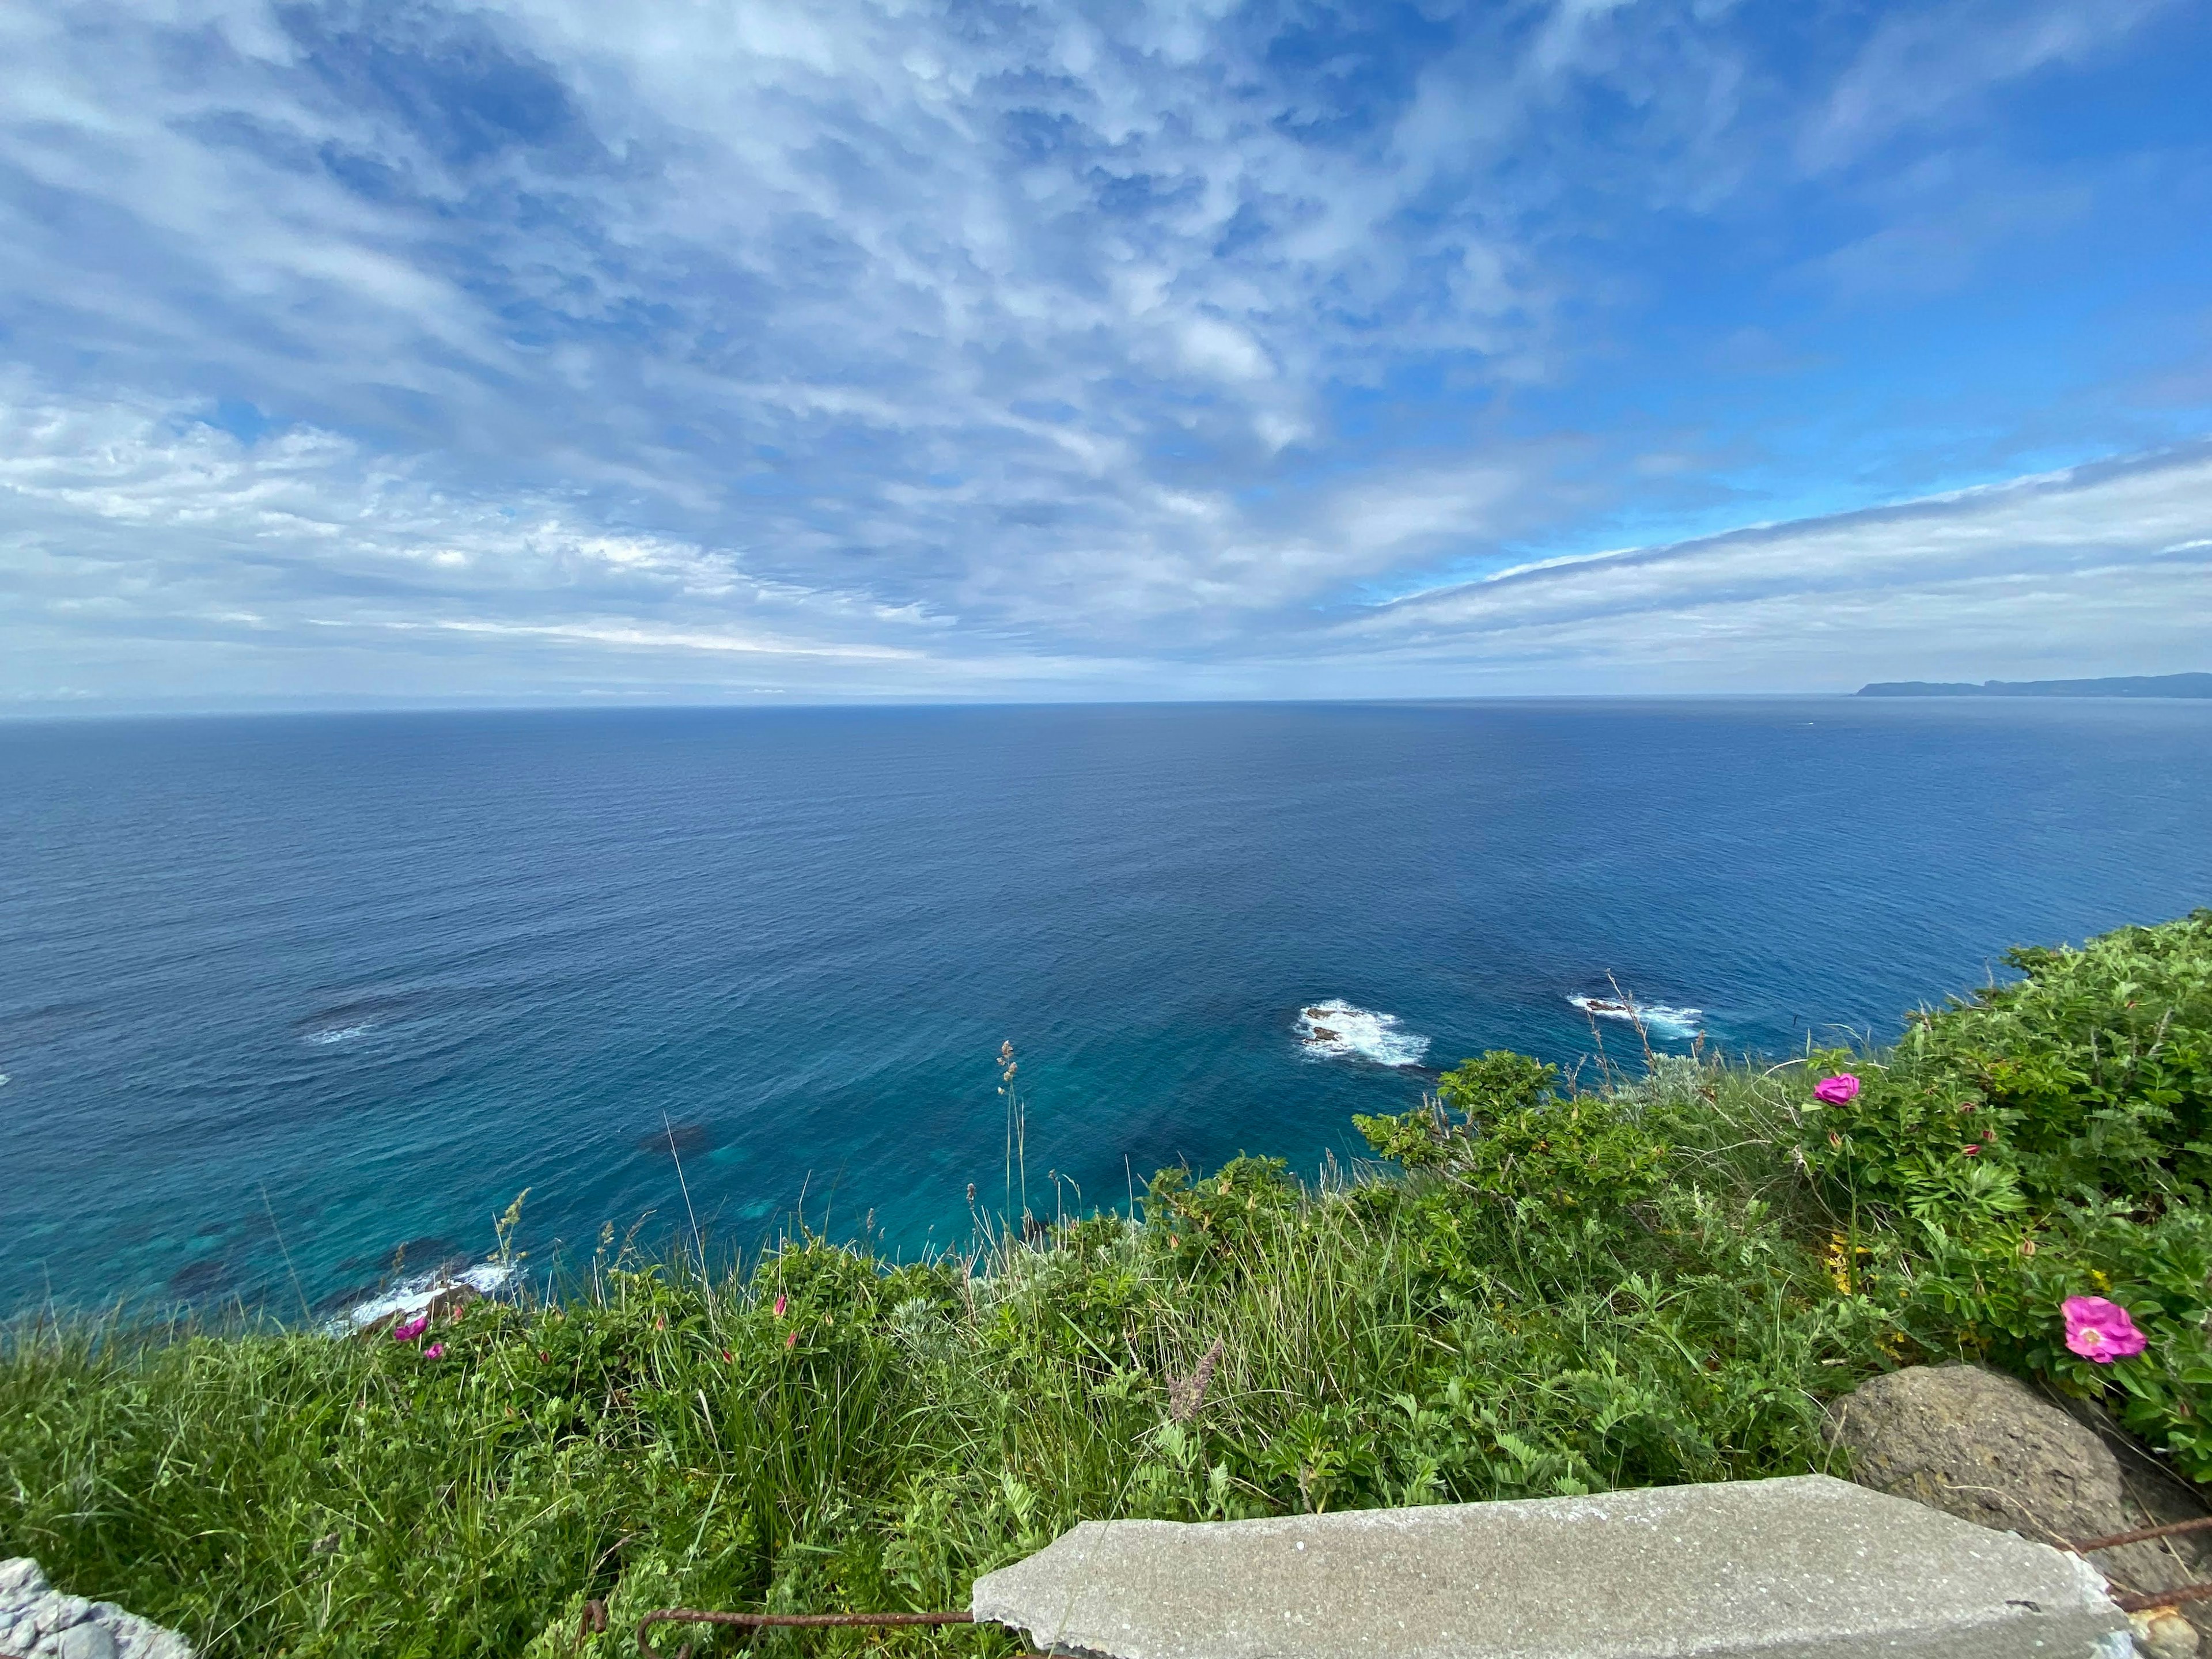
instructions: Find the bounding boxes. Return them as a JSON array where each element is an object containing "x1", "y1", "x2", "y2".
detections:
[
  {"x1": 1824, "y1": 1365, "x2": 2212, "y2": 1607},
  {"x1": 56, "y1": 1624, "x2": 118, "y2": 1659},
  {"x1": 972, "y1": 1473, "x2": 2127, "y2": 1659},
  {"x1": 2133, "y1": 1608, "x2": 2202, "y2": 1659},
  {"x1": 35, "y1": 1596, "x2": 91, "y2": 1637},
  {"x1": 1825, "y1": 1365, "x2": 2128, "y2": 1544},
  {"x1": 0, "y1": 1563, "x2": 191, "y2": 1659}
]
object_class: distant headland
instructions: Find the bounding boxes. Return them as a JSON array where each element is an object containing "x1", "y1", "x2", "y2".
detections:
[{"x1": 1857, "y1": 672, "x2": 2212, "y2": 698}]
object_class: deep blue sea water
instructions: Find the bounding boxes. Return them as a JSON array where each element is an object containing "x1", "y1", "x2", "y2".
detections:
[{"x1": 3, "y1": 698, "x2": 2209, "y2": 1317}]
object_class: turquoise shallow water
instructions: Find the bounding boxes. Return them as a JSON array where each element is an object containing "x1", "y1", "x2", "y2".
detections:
[{"x1": 2, "y1": 698, "x2": 2209, "y2": 1316}]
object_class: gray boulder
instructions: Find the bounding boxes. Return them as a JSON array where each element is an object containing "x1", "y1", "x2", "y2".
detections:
[{"x1": 1826, "y1": 1364, "x2": 2131, "y2": 1544}]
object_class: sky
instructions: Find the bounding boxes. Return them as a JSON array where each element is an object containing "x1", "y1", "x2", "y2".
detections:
[{"x1": 2, "y1": 0, "x2": 2209, "y2": 708}]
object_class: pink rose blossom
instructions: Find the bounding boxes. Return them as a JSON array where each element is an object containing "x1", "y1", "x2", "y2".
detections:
[
  {"x1": 1813, "y1": 1074, "x2": 1861, "y2": 1104},
  {"x1": 423, "y1": 1342, "x2": 446, "y2": 1361},
  {"x1": 2063, "y1": 1296, "x2": 2147, "y2": 1364},
  {"x1": 391, "y1": 1314, "x2": 429, "y2": 1343}
]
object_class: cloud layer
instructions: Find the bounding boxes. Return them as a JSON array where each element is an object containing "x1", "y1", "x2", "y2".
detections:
[{"x1": 2, "y1": 0, "x2": 2209, "y2": 704}]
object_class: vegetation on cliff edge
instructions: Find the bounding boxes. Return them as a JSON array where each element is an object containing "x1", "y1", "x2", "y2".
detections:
[{"x1": 3, "y1": 910, "x2": 2208, "y2": 1659}]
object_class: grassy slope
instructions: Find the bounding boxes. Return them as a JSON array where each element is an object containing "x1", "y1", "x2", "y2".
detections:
[
  {"x1": 9, "y1": 911, "x2": 2208, "y2": 1658},
  {"x1": 0, "y1": 1062, "x2": 1883, "y2": 1658}
]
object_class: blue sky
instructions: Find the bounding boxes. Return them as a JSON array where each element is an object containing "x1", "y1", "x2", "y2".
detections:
[{"x1": 2, "y1": 0, "x2": 2209, "y2": 706}]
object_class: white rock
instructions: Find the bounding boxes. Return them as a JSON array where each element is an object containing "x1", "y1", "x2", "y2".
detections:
[
  {"x1": 56, "y1": 1626, "x2": 117, "y2": 1659},
  {"x1": 33, "y1": 1596, "x2": 90, "y2": 1638},
  {"x1": 0, "y1": 1567, "x2": 189, "y2": 1659}
]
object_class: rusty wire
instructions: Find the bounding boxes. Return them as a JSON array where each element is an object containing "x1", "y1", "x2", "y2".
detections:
[
  {"x1": 2069, "y1": 1514, "x2": 2212, "y2": 1615},
  {"x1": 2070, "y1": 1516, "x2": 2212, "y2": 1556},
  {"x1": 2112, "y1": 1582, "x2": 2212, "y2": 1616},
  {"x1": 577, "y1": 1599, "x2": 609, "y2": 1646}
]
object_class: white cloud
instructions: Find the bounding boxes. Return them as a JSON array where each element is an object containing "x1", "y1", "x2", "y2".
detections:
[
  {"x1": 378, "y1": 618, "x2": 922, "y2": 661},
  {"x1": 0, "y1": 378, "x2": 946, "y2": 678},
  {"x1": 0, "y1": 0, "x2": 2204, "y2": 705},
  {"x1": 1801, "y1": 0, "x2": 2179, "y2": 172},
  {"x1": 1332, "y1": 446, "x2": 2212, "y2": 689}
]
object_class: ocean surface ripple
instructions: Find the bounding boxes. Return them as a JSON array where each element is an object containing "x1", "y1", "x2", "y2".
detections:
[{"x1": 3, "y1": 698, "x2": 2209, "y2": 1315}]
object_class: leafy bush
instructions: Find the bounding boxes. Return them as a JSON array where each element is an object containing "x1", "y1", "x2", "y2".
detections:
[
  {"x1": 1789, "y1": 909, "x2": 2212, "y2": 1475},
  {"x1": 1355, "y1": 1050, "x2": 1669, "y2": 1212},
  {"x1": 1144, "y1": 1156, "x2": 1301, "y2": 1271}
]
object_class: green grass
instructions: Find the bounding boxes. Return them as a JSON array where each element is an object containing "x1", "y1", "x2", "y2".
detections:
[
  {"x1": 0, "y1": 1066, "x2": 1881, "y2": 1657},
  {"x1": 6, "y1": 910, "x2": 2209, "y2": 1658}
]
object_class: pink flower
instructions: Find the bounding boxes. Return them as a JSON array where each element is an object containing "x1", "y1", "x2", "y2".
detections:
[
  {"x1": 785, "y1": 1328, "x2": 798, "y2": 1349},
  {"x1": 1813, "y1": 1074, "x2": 1861, "y2": 1105},
  {"x1": 772, "y1": 1294, "x2": 787, "y2": 1319},
  {"x1": 391, "y1": 1314, "x2": 429, "y2": 1343},
  {"x1": 2063, "y1": 1296, "x2": 2147, "y2": 1364},
  {"x1": 423, "y1": 1343, "x2": 446, "y2": 1361},
  {"x1": 1962, "y1": 1145, "x2": 1980, "y2": 1156}
]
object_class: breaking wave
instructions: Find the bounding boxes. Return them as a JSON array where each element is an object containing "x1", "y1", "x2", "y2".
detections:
[
  {"x1": 303, "y1": 1023, "x2": 374, "y2": 1046},
  {"x1": 1567, "y1": 994, "x2": 1703, "y2": 1038},
  {"x1": 1297, "y1": 999, "x2": 1430, "y2": 1067},
  {"x1": 326, "y1": 1260, "x2": 518, "y2": 1335}
]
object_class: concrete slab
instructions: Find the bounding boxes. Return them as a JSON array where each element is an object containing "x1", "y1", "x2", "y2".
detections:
[{"x1": 970, "y1": 1475, "x2": 2128, "y2": 1659}]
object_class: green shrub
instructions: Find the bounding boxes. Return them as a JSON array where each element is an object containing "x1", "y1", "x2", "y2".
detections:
[
  {"x1": 1789, "y1": 909, "x2": 2212, "y2": 1476},
  {"x1": 1356, "y1": 1051, "x2": 1668, "y2": 1211}
]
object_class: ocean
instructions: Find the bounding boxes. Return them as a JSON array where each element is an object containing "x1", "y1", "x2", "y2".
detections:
[{"x1": 3, "y1": 698, "x2": 2209, "y2": 1318}]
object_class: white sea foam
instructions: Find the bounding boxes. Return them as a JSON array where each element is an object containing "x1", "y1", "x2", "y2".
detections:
[
  {"x1": 328, "y1": 1260, "x2": 517, "y2": 1334},
  {"x1": 1297, "y1": 999, "x2": 1431, "y2": 1067},
  {"x1": 1567, "y1": 994, "x2": 1703, "y2": 1037},
  {"x1": 304, "y1": 1023, "x2": 373, "y2": 1046}
]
